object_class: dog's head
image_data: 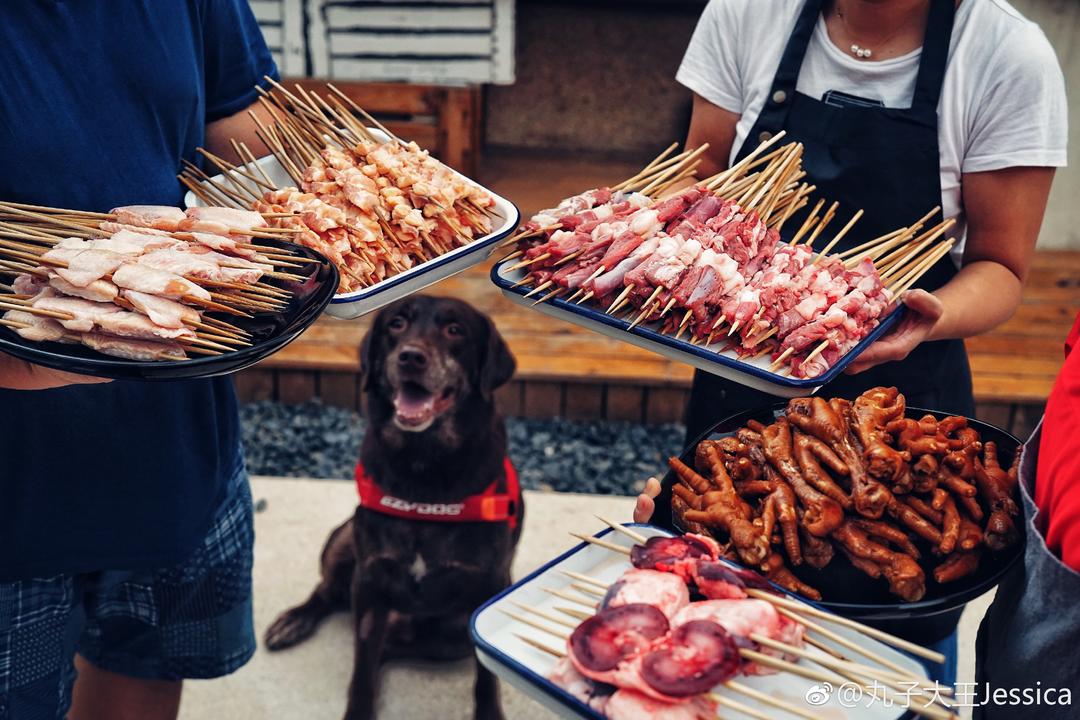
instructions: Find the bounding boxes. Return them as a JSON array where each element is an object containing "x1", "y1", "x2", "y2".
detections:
[{"x1": 361, "y1": 296, "x2": 515, "y2": 434}]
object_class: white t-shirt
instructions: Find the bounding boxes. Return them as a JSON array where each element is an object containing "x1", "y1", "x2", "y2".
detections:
[{"x1": 676, "y1": 0, "x2": 1068, "y2": 257}]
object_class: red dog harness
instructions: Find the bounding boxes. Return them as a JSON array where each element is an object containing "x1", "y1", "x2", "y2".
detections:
[{"x1": 356, "y1": 458, "x2": 520, "y2": 530}]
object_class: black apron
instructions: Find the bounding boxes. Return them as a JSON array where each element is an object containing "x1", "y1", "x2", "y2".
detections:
[
  {"x1": 686, "y1": 0, "x2": 973, "y2": 444},
  {"x1": 974, "y1": 422, "x2": 1080, "y2": 719},
  {"x1": 678, "y1": 0, "x2": 974, "y2": 648}
]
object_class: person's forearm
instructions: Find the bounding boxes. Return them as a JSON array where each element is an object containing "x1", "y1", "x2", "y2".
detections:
[
  {"x1": 0, "y1": 352, "x2": 111, "y2": 390},
  {"x1": 0, "y1": 352, "x2": 46, "y2": 389},
  {"x1": 204, "y1": 101, "x2": 275, "y2": 164},
  {"x1": 926, "y1": 260, "x2": 1022, "y2": 341}
]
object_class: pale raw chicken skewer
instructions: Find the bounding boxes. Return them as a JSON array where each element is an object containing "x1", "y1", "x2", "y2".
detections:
[{"x1": 0, "y1": 201, "x2": 317, "y2": 364}]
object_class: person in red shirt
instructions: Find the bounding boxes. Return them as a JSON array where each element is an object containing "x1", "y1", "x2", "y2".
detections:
[
  {"x1": 1032, "y1": 312, "x2": 1080, "y2": 570},
  {"x1": 974, "y1": 312, "x2": 1080, "y2": 719}
]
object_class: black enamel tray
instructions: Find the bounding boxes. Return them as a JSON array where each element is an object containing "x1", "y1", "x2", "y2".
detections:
[
  {"x1": 656, "y1": 403, "x2": 1025, "y2": 624},
  {"x1": 0, "y1": 238, "x2": 337, "y2": 381}
]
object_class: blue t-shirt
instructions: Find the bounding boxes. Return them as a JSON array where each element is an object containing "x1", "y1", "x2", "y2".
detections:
[{"x1": 0, "y1": 1, "x2": 277, "y2": 579}]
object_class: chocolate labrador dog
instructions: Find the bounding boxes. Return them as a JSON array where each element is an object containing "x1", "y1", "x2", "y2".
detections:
[{"x1": 265, "y1": 295, "x2": 521, "y2": 720}]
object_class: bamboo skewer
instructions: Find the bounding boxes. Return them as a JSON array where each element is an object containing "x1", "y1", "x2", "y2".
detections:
[
  {"x1": 773, "y1": 606, "x2": 934, "y2": 685},
  {"x1": 740, "y1": 144, "x2": 801, "y2": 210},
  {"x1": 522, "y1": 280, "x2": 553, "y2": 299},
  {"x1": 880, "y1": 220, "x2": 955, "y2": 278},
  {"x1": 649, "y1": 162, "x2": 702, "y2": 197},
  {"x1": 800, "y1": 339, "x2": 830, "y2": 367},
  {"x1": 756, "y1": 634, "x2": 950, "y2": 712},
  {"x1": 612, "y1": 145, "x2": 692, "y2": 192},
  {"x1": 742, "y1": 651, "x2": 953, "y2": 720},
  {"x1": 812, "y1": 209, "x2": 863, "y2": 261},
  {"x1": 773, "y1": 183, "x2": 813, "y2": 232},
  {"x1": 888, "y1": 241, "x2": 956, "y2": 298},
  {"x1": 507, "y1": 253, "x2": 550, "y2": 273},
  {"x1": 639, "y1": 144, "x2": 712, "y2": 197},
  {"x1": 606, "y1": 284, "x2": 635, "y2": 314},
  {"x1": 789, "y1": 199, "x2": 825, "y2": 245},
  {"x1": 801, "y1": 202, "x2": 838, "y2": 248},
  {"x1": 626, "y1": 149, "x2": 702, "y2": 194},
  {"x1": 840, "y1": 228, "x2": 909, "y2": 267},
  {"x1": 533, "y1": 287, "x2": 566, "y2": 305},
  {"x1": 709, "y1": 130, "x2": 788, "y2": 193},
  {"x1": 542, "y1": 586, "x2": 599, "y2": 609},
  {"x1": 758, "y1": 145, "x2": 804, "y2": 221},
  {"x1": 611, "y1": 142, "x2": 680, "y2": 191}
]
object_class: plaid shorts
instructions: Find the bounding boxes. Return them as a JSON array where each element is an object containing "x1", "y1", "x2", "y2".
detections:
[{"x1": 0, "y1": 465, "x2": 255, "y2": 719}]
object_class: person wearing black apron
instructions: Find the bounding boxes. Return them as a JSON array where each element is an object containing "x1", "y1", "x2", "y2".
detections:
[
  {"x1": 686, "y1": 0, "x2": 970, "y2": 684},
  {"x1": 636, "y1": 0, "x2": 1067, "y2": 686},
  {"x1": 685, "y1": 0, "x2": 973, "y2": 453}
]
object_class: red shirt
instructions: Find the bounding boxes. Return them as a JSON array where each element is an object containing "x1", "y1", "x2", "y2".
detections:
[{"x1": 1034, "y1": 312, "x2": 1080, "y2": 571}]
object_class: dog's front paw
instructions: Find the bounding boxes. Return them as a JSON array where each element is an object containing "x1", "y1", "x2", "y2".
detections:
[
  {"x1": 264, "y1": 606, "x2": 321, "y2": 651},
  {"x1": 343, "y1": 696, "x2": 376, "y2": 720},
  {"x1": 474, "y1": 705, "x2": 505, "y2": 720}
]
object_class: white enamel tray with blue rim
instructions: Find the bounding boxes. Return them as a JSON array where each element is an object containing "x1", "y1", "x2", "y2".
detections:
[
  {"x1": 471, "y1": 524, "x2": 924, "y2": 719},
  {"x1": 184, "y1": 133, "x2": 520, "y2": 320},
  {"x1": 490, "y1": 259, "x2": 904, "y2": 398}
]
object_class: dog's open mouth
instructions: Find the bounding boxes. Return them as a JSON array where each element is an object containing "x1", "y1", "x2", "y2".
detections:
[{"x1": 393, "y1": 381, "x2": 456, "y2": 432}]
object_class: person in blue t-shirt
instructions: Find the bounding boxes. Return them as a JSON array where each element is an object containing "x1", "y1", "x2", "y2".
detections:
[{"x1": 0, "y1": 2, "x2": 277, "y2": 718}]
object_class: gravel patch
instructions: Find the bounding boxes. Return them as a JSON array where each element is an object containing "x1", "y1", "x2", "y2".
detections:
[{"x1": 240, "y1": 400, "x2": 684, "y2": 495}]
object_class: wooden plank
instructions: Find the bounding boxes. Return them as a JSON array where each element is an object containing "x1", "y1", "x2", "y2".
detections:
[
  {"x1": 330, "y1": 58, "x2": 495, "y2": 86},
  {"x1": 263, "y1": 341, "x2": 362, "y2": 372},
  {"x1": 606, "y1": 385, "x2": 645, "y2": 423},
  {"x1": 645, "y1": 387, "x2": 689, "y2": 425},
  {"x1": 330, "y1": 32, "x2": 491, "y2": 56},
  {"x1": 496, "y1": 380, "x2": 525, "y2": 417},
  {"x1": 522, "y1": 381, "x2": 563, "y2": 419},
  {"x1": 564, "y1": 384, "x2": 604, "y2": 420},
  {"x1": 323, "y1": 5, "x2": 494, "y2": 30},
  {"x1": 972, "y1": 375, "x2": 1056, "y2": 404},
  {"x1": 966, "y1": 335, "x2": 1064, "y2": 357},
  {"x1": 439, "y1": 87, "x2": 480, "y2": 175},
  {"x1": 277, "y1": 370, "x2": 317, "y2": 405},
  {"x1": 320, "y1": 372, "x2": 360, "y2": 411},
  {"x1": 287, "y1": 80, "x2": 436, "y2": 115},
  {"x1": 968, "y1": 355, "x2": 1064, "y2": 378},
  {"x1": 250, "y1": 0, "x2": 282, "y2": 23},
  {"x1": 234, "y1": 368, "x2": 275, "y2": 403}
]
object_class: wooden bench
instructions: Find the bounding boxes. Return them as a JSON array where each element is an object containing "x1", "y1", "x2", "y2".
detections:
[
  {"x1": 236, "y1": 152, "x2": 1079, "y2": 438},
  {"x1": 287, "y1": 80, "x2": 482, "y2": 177}
]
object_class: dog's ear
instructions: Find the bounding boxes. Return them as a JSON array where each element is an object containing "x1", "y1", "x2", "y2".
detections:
[
  {"x1": 479, "y1": 316, "x2": 515, "y2": 400},
  {"x1": 360, "y1": 315, "x2": 383, "y2": 392}
]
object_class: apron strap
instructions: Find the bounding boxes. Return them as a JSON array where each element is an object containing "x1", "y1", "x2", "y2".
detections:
[
  {"x1": 910, "y1": 0, "x2": 958, "y2": 113},
  {"x1": 768, "y1": 0, "x2": 825, "y2": 99},
  {"x1": 734, "y1": 0, "x2": 823, "y2": 159}
]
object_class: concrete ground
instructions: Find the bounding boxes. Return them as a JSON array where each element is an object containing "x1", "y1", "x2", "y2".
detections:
[{"x1": 179, "y1": 477, "x2": 993, "y2": 720}]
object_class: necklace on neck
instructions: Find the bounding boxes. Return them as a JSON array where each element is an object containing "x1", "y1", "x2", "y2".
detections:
[
  {"x1": 835, "y1": 0, "x2": 930, "y2": 60},
  {"x1": 835, "y1": 6, "x2": 875, "y2": 58}
]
